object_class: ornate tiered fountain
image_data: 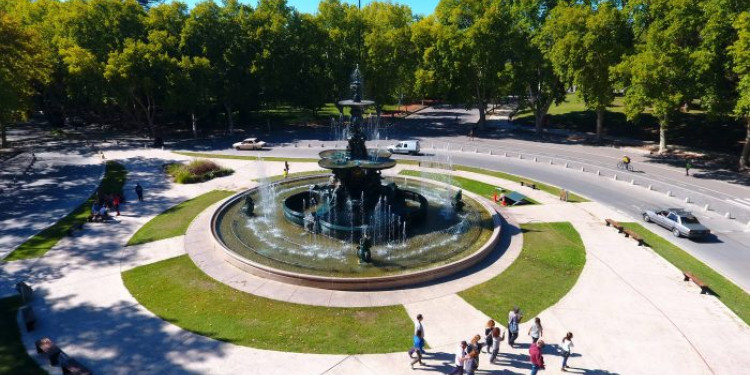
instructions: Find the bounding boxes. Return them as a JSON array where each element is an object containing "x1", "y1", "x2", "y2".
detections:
[
  {"x1": 210, "y1": 67, "x2": 501, "y2": 290},
  {"x1": 282, "y1": 67, "x2": 427, "y2": 261}
]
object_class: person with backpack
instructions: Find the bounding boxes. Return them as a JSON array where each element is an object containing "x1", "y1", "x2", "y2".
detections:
[
  {"x1": 508, "y1": 307, "x2": 521, "y2": 347},
  {"x1": 409, "y1": 330, "x2": 425, "y2": 368}
]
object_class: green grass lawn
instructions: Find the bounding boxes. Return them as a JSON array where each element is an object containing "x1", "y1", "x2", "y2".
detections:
[
  {"x1": 453, "y1": 165, "x2": 588, "y2": 203},
  {"x1": 399, "y1": 170, "x2": 540, "y2": 205},
  {"x1": 127, "y1": 190, "x2": 234, "y2": 246},
  {"x1": 174, "y1": 151, "x2": 320, "y2": 163},
  {"x1": 621, "y1": 223, "x2": 750, "y2": 325},
  {"x1": 0, "y1": 296, "x2": 46, "y2": 375},
  {"x1": 460, "y1": 222, "x2": 586, "y2": 323},
  {"x1": 5, "y1": 161, "x2": 127, "y2": 261},
  {"x1": 253, "y1": 170, "x2": 329, "y2": 182},
  {"x1": 122, "y1": 255, "x2": 413, "y2": 354}
]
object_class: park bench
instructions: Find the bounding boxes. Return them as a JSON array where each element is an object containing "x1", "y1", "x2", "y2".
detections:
[
  {"x1": 519, "y1": 181, "x2": 537, "y2": 189},
  {"x1": 15, "y1": 281, "x2": 33, "y2": 303},
  {"x1": 35, "y1": 338, "x2": 62, "y2": 366},
  {"x1": 19, "y1": 305, "x2": 36, "y2": 331},
  {"x1": 623, "y1": 229, "x2": 644, "y2": 246},
  {"x1": 61, "y1": 355, "x2": 93, "y2": 375},
  {"x1": 683, "y1": 271, "x2": 710, "y2": 294},
  {"x1": 605, "y1": 219, "x2": 624, "y2": 233}
]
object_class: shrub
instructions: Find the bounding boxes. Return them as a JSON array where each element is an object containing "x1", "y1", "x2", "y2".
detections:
[{"x1": 165, "y1": 159, "x2": 233, "y2": 184}]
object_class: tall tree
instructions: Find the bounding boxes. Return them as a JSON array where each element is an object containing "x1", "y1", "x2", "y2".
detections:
[
  {"x1": 317, "y1": 0, "x2": 362, "y2": 102},
  {"x1": 506, "y1": 0, "x2": 566, "y2": 136},
  {"x1": 360, "y1": 1, "x2": 416, "y2": 114},
  {"x1": 417, "y1": 0, "x2": 513, "y2": 129},
  {"x1": 0, "y1": 11, "x2": 50, "y2": 148},
  {"x1": 180, "y1": 0, "x2": 256, "y2": 133},
  {"x1": 614, "y1": 0, "x2": 702, "y2": 154},
  {"x1": 105, "y1": 37, "x2": 178, "y2": 138},
  {"x1": 730, "y1": 12, "x2": 750, "y2": 169},
  {"x1": 539, "y1": 2, "x2": 630, "y2": 142}
]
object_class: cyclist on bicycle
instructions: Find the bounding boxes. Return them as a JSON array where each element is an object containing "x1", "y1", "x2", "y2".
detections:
[{"x1": 622, "y1": 155, "x2": 631, "y2": 170}]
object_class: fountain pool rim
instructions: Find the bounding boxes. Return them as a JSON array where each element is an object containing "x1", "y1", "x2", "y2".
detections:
[{"x1": 209, "y1": 174, "x2": 503, "y2": 291}]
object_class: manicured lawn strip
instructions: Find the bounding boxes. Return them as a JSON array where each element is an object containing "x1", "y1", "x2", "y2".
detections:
[
  {"x1": 253, "y1": 170, "x2": 329, "y2": 182},
  {"x1": 174, "y1": 151, "x2": 319, "y2": 163},
  {"x1": 0, "y1": 296, "x2": 47, "y2": 375},
  {"x1": 399, "y1": 170, "x2": 540, "y2": 205},
  {"x1": 460, "y1": 222, "x2": 586, "y2": 323},
  {"x1": 122, "y1": 255, "x2": 413, "y2": 354},
  {"x1": 453, "y1": 165, "x2": 588, "y2": 203},
  {"x1": 127, "y1": 190, "x2": 234, "y2": 246},
  {"x1": 5, "y1": 161, "x2": 127, "y2": 261},
  {"x1": 621, "y1": 223, "x2": 750, "y2": 325}
]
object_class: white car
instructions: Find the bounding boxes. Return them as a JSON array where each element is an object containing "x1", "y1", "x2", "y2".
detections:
[
  {"x1": 387, "y1": 140, "x2": 420, "y2": 155},
  {"x1": 233, "y1": 138, "x2": 267, "y2": 150}
]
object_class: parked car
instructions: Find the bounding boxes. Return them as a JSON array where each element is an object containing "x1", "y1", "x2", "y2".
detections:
[
  {"x1": 387, "y1": 140, "x2": 420, "y2": 155},
  {"x1": 642, "y1": 208, "x2": 711, "y2": 238},
  {"x1": 233, "y1": 138, "x2": 267, "y2": 150}
]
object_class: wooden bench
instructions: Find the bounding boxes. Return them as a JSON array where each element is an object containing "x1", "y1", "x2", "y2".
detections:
[
  {"x1": 61, "y1": 356, "x2": 93, "y2": 375},
  {"x1": 15, "y1": 281, "x2": 33, "y2": 303},
  {"x1": 604, "y1": 219, "x2": 624, "y2": 233},
  {"x1": 19, "y1": 305, "x2": 36, "y2": 331},
  {"x1": 623, "y1": 229, "x2": 644, "y2": 246},
  {"x1": 35, "y1": 338, "x2": 62, "y2": 366},
  {"x1": 519, "y1": 181, "x2": 537, "y2": 189},
  {"x1": 683, "y1": 272, "x2": 710, "y2": 294}
]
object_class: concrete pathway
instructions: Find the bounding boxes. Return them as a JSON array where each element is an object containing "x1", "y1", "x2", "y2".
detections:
[{"x1": 4, "y1": 150, "x2": 749, "y2": 375}]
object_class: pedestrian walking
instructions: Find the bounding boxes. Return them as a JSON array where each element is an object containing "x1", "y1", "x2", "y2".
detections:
[
  {"x1": 489, "y1": 326, "x2": 505, "y2": 363},
  {"x1": 468, "y1": 334, "x2": 483, "y2": 372},
  {"x1": 508, "y1": 307, "x2": 521, "y2": 347},
  {"x1": 686, "y1": 159, "x2": 693, "y2": 176},
  {"x1": 528, "y1": 317, "x2": 543, "y2": 343},
  {"x1": 409, "y1": 314, "x2": 425, "y2": 356},
  {"x1": 285, "y1": 160, "x2": 290, "y2": 173},
  {"x1": 135, "y1": 183, "x2": 144, "y2": 201},
  {"x1": 283, "y1": 168, "x2": 288, "y2": 179},
  {"x1": 462, "y1": 349, "x2": 479, "y2": 375},
  {"x1": 112, "y1": 194, "x2": 121, "y2": 216},
  {"x1": 448, "y1": 341, "x2": 468, "y2": 375},
  {"x1": 529, "y1": 340, "x2": 546, "y2": 375},
  {"x1": 484, "y1": 320, "x2": 496, "y2": 353},
  {"x1": 410, "y1": 330, "x2": 425, "y2": 368},
  {"x1": 560, "y1": 332, "x2": 574, "y2": 371}
]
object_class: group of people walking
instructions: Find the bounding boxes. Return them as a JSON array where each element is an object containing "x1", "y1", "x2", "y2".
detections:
[{"x1": 408, "y1": 308, "x2": 576, "y2": 374}]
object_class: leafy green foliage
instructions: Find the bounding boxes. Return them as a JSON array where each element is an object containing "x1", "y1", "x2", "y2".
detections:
[
  {"x1": 460, "y1": 222, "x2": 586, "y2": 323},
  {"x1": 122, "y1": 255, "x2": 413, "y2": 353},
  {"x1": 127, "y1": 190, "x2": 233, "y2": 246},
  {"x1": 539, "y1": 3, "x2": 630, "y2": 140}
]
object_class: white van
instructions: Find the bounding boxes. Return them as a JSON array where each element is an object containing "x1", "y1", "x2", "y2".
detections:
[{"x1": 387, "y1": 140, "x2": 420, "y2": 155}]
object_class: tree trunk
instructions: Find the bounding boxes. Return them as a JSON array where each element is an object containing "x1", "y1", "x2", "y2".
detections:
[
  {"x1": 740, "y1": 117, "x2": 750, "y2": 170},
  {"x1": 596, "y1": 108, "x2": 605, "y2": 143},
  {"x1": 191, "y1": 111, "x2": 198, "y2": 139},
  {"x1": 0, "y1": 120, "x2": 7, "y2": 149},
  {"x1": 658, "y1": 119, "x2": 668, "y2": 154},
  {"x1": 535, "y1": 111, "x2": 544, "y2": 136},
  {"x1": 477, "y1": 100, "x2": 486, "y2": 130},
  {"x1": 224, "y1": 101, "x2": 234, "y2": 134}
]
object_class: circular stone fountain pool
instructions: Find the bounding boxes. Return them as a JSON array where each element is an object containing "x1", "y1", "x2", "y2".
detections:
[{"x1": 211, "y1": 174, "x2": 501, "y2": 290}]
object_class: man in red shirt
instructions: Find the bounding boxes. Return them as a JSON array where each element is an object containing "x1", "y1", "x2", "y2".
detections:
[{"x1": 529, "y1": 339, "x2": 545, "y2": 375}]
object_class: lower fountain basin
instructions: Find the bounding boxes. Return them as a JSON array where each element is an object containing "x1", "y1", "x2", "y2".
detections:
[{"x1": 211, "y1": 174, "x2": 501, "y2": 290}]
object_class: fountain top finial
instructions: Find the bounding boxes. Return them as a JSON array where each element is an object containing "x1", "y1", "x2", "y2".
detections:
[{"x1": 350, "y1": 64, "x2": 363, "y2": 103}]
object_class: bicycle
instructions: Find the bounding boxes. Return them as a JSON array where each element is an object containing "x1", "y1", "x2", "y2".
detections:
[{"x1": 616, "y1": 161, "x2": 633, "y2": 171}]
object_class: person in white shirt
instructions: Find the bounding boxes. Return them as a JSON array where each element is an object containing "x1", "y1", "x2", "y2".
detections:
[
  {"x1": 448, "y1": 341, "x2": 467, "y2": 375},
  {"x1": 528, "y1": 317, "x2": 543, "y2": 343},
  {"x1": 490, "y1": 326, "x2": 505, "y2": 363},
  {"x1": 561, "y1": 332, "x2": 574, "y2": 371}
]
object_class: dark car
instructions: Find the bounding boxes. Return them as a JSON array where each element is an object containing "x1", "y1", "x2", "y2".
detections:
[{"x1": 642, "y1": 208, "x2": 711, "y2": 238}]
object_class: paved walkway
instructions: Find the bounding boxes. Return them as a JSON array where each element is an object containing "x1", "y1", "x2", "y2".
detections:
[
  {"x1": 0, "y1": 150, "x2": 103, "y2": 258},
  {"x1": 5, "y1": 151, "x2": 750, "y2": 375}
]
